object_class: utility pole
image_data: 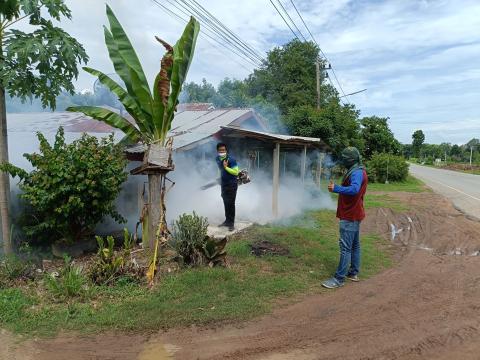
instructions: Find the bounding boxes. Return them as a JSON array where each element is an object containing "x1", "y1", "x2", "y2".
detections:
[
  {"x1": 316, "y1": 59, "x2": 321, "y2": 109},
  {"x1": 470, "y1": 146, "x2": 473, "y2": 167}
]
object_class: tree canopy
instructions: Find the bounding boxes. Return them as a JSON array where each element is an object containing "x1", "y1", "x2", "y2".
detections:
[{"x1": 360, "y1": 116, "x2": 401, "y2": 158}]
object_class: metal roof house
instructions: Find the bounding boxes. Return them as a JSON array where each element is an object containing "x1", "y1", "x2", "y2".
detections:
[
  {"x1": 6, "y1": 107, "x2": 329, "y2": 222},
  {"x1": 123, "y1": 107, "x2": 329, "y2": 217}
]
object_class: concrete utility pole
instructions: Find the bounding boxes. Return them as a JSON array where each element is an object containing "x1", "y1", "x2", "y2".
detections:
[
  {"x1": 316, "y1": 59, "x2": 321, "y2": 109},
  {"x1": 470, "y1": 146, "x2": 473, "y2": 167}
]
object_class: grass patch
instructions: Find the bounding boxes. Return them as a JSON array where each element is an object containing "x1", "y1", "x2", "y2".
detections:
[
  {"x1": 364, "y1": 194, "x2": 408, "y2": 211},
  {"x1": 367, "y1": 175, "x2": 426, "y2": 193},
  {"x1": 0, "y1": 210, "x2": 393, "y2": 336}
]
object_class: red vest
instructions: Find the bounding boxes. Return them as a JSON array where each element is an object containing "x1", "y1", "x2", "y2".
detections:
[{"x1": 336, "y1": 169, "x2": 368, "y2": 221}]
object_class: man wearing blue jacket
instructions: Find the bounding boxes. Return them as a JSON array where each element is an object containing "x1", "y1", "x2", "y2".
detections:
[
  {"x1": 216, "y1": 143, "x2": 239, "y2": 231},
  {"x1": 322, "y1": 147, "x2": 368, "y2": 289}
]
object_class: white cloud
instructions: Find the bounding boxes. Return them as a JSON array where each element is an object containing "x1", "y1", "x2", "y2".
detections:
[{"x1": 10, "y1": 0, "x2": 480, "y2": 144}]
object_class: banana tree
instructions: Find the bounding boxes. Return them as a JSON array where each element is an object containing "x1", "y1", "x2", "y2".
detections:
[{"x1": 67, "y1": 5, "x2": 199, "y2": 273}]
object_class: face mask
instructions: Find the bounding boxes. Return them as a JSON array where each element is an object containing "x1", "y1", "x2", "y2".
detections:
[{"x1": 218, "y1": 152, "x2": 227, "y2": 158}]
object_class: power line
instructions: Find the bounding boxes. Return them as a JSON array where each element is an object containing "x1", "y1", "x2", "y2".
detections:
[
  {"x1": 151, "y1": 0, "x2": 257, "y2": 70},
  {"x1": 287, "y1": 0, "x2": 350, "y2": 103},
  {"x1": 274, "y1": 0, "x2": 307, "y2": 41},
  {"x1": 289, "y1": 0, "x2": 316, "y2": 43},
  {"x1": 176, "y1": 0, "x2": 263, "y2": 64},
  {"x1": 172, "y1": 0, "x2": 261, "y2": 66},
  {"x1": 167, "y1": 0, "x2": 263, "y2": 66},
  {"x1": 184, "y1": 0, "x2": 265, "y2": 63},
  {"x1": 268, "y1": 0, "x2": 301, "y2": 41}
]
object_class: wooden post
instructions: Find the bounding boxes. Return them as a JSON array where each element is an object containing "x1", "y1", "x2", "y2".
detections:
[
  {"x1": 272, "y1": 143, "x2": 280, "y2": 218},
  {"x1": 300, "y1": 145, "x2": 307, "y2": 184},
  {"x1": 315, "y1": 153, "x2": 323, "y2": 187},
  {"x1": 318, "y1": 153, "x2": 324, "y2": 187},
  {"x1": 147, "y1": 174, "x2": 162, "y2": 249}
]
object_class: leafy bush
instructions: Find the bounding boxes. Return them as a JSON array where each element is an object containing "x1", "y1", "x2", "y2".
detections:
[
  {"x1": 366, "y1": 153, "x2": 409, "y2": 183},
  {"x1": 0, "y1": 255, "x2": 34, "y2": 288},
  {"x1": 45, "y1": 256, "x2": 88, "y2": 299},
  {"x1": 0, "y1": 127, "x2": 128, "y2": 244},
  {"x1": 170, "y1": 212, "x2": 209, "y2": 266},
  {"x1": 89, "y1": 229, "x2": 141, "y2": 285},
  {"x1": 170, "y1": 212, "x2": 227, "y2": 267}
]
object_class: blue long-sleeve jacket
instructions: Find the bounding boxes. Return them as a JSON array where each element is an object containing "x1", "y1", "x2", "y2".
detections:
[{"x1": 333, "y1": 169, "x2": 364, "y2": 196}]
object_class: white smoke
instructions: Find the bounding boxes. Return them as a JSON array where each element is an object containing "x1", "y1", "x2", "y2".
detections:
[{"x1": 164, "y1": 151, "x2": 336, "y2": 226}]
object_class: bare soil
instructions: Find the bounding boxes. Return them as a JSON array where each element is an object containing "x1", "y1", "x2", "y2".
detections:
[{"x1": 2, "y1": 191, "x2": 480, "y2": 360}]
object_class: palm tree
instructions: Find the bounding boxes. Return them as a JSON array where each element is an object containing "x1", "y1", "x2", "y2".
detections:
[{"x1": 67, "y1": 5, "x2": 199, "y2": 278}]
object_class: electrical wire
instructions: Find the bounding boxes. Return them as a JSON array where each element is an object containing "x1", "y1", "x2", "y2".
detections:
[
  {"x1": 164, "y1": 0, "x2": 263, "y2": 66},
  {"x1": 268, "y1": 0, "x2": 301, "y2": 41},
  {"x1": 184, "y1": 0, "x2": 265, "y2": 63},
  {"x1": 151, "y1": 0, "x2": 256, "y2": 71},
  {"x1": 164, "y1": 0, "x2": 261, "y2": 66},
  {"x1": 274, "y1": 0, "x2": 307, "y2": 41},
  {"x1": 288, "y1": 0, "x2": 350, "y2": 103}
]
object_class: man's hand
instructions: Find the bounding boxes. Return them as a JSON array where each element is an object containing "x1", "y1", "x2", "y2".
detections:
[
  {"x1": 223, "y1": 159, "x2": 228, "y2": 168},
  {"x1": 328, "y1": 180, "x2": 335, "y2": 193}
]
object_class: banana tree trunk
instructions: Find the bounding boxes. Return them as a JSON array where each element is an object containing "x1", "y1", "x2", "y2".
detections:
[
  {"x1": 147, "y1": 173, "x2": 168, "y2": 249},
  {"x1": 0, "y1": 85, "x2": 12, "y2": 254}
]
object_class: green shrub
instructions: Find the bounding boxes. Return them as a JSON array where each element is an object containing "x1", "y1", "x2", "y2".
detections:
[
  {"x1": 170, "y1": 212, "x2": 227, "y2": 267},
  {"x1": 0, "y1": 255, "x2": 34, "y2": 288},
  {"x1": 89, "y1": 229, "x2": 141, "y2": 285},
  {"x1": 366, "y1": 153, "x2": 409, "y2": 183},
  {"x1": 0, "y1": 127, "x2": 128, "y2": 244},
  {"x1": 45, "y1": 256, "x2": 88, "y2": 299},
  {"x1": 170, "y1": 212, "x2": 209, "y2": 266}
]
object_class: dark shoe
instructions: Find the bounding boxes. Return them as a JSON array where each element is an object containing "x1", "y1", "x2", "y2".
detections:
[
  {"x1": 346, "y1": 274, "x2": 360, "y2": 282},
  {"x1": 218, "y1": 221, "x2": 228, "y2": 227},
  {"x1": 321, "y1": 277, "x2": 344, "y2": 289},
  {"x1": 228, "y1": 225, "x2": 235, "y2": 232}
]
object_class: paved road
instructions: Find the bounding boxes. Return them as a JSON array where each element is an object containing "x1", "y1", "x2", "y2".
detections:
[{"x1": 409, "y1": 163, "x2": 480, "y2": 219}]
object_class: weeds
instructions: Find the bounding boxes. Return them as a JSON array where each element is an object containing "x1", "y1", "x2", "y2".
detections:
[
  {"x1": 45, "y1": 256, "x2": 89, "y2": 300},
  {"x1": 170, "y1": 212, "x2": 209, "y2": 266},
  {"x1": 89, "y1": 229, "x2": 142, "y2": 285},
  {"x1": 0, "y1": 255, "x2": 34, "y2": 288}
]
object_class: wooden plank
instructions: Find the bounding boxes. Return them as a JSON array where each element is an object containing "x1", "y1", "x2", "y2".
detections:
[
  {"x1": 300, "y1": 145, "x2": 307, "y2": 183},
  {"x1": 272, "y1": 143, "x2": 280, "y2": 218}
]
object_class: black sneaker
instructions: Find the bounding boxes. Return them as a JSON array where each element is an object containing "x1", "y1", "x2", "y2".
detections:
[
  {"x1": 228, "y1": 224, "x2": 235, "y2": 231},
  {"x1": 218, "y1": 222, "x2": 228, "y2": 227}
]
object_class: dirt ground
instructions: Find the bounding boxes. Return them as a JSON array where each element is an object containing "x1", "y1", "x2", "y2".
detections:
[{"x1": 2, "y1": 191, "x2": 480, "y2": 360}]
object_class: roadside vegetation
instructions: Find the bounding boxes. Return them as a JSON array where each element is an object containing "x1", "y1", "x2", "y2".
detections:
[{"x1": 0, "y1": 207, "x2": 394, "y2": 336}]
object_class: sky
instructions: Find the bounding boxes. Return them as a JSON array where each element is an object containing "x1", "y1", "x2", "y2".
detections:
[{"x1": 18, "y1": 0, "x2": 480, "y2": 144}]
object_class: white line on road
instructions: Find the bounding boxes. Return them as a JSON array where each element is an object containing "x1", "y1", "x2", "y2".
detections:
[{"x1": 420, "y1": 177, "x2": 480, "y2": 202}]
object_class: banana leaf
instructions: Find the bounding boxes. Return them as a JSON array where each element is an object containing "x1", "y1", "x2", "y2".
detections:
[
  {"x1": 164, "y1": 17, "x2": 200, "y2": 135},
  {"x1": 106, "y1": 5, "x2": 153, "y2": 118},
  {"x1": 66, "y1": 106, "x2": 143, "y2": 143},
  {"x1": 104, "y1": 26, "x2": 134, "y2": 96},
  {"x1": 83, "y1": 67, "x2": 153, "y2": 136}
]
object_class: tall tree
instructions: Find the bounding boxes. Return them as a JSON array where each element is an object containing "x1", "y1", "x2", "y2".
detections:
[
  {"x1": 247, "y1": 39, "x2": 337, "y2": 114},
  {"x1": 284, "y1": 101, "x2": 364, "y2": 156},
  {"x1": 360, "y1": 116, "x2": 400, "y2": 158},
  {"x1": 0, "y1": 0, "x2": 88, "y2": 253},
  {"x1": 412, "y1": 130, "x2": 425, "y2": 158}
]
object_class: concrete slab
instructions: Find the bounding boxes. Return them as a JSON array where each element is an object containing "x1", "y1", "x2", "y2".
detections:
[{"x1": 207, "y1": 221, "x2": 253, "y2": 238}]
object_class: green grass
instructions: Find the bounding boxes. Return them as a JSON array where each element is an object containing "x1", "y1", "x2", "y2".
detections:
[
  {"x1": 364, "y1": 194, "x2": 408, "y2": 211},
  {"x1": 0, "y1": 209, "x2": 393, "y2": 336},
  {"x1": 367, "y1": 175, "x2": 426, "y2": 193}
]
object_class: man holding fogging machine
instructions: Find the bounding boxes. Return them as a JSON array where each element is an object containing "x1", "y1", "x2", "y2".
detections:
[
  {"x1": 322, "y1": 147, "x2": 368, "y2": 289},
  {"x1": 216, "y1": 143, "x2": 239, "y2": 231}
]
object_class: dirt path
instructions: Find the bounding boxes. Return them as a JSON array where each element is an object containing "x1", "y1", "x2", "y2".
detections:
[{"x1": 2, "y1": 191, "x2": 480, "y2": 360}]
